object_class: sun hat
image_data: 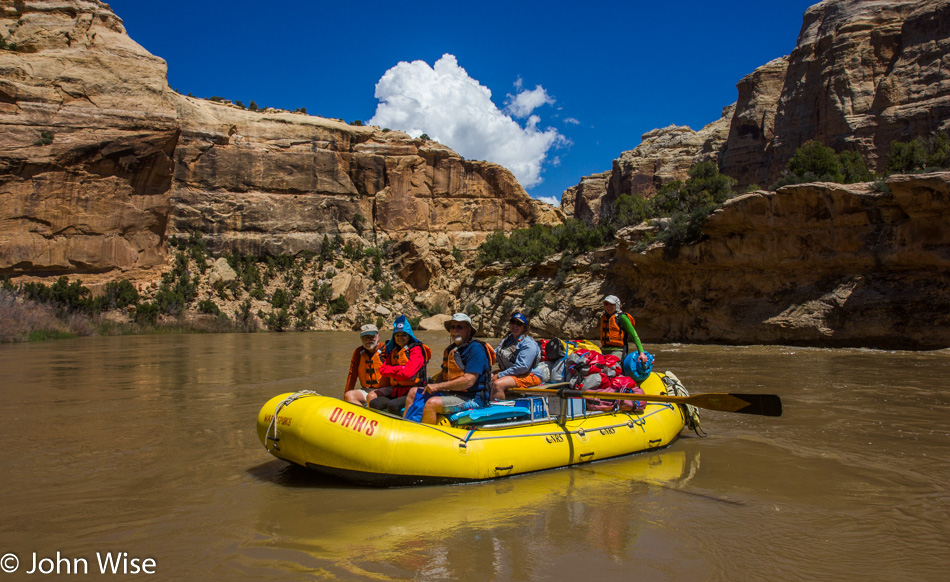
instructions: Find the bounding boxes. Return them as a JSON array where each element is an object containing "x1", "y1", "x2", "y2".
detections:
[
  {"x1": 603, "y1": 295, "x2": 622, "y2": 309},
  {"x1": 359, "y1": 324, "x2": 379, "y2": 337},
  {"x1": 510, "y1": 312, "x2": 529, "y2": 326},
  {"x1": 443, "y1": 312, "x2": 476, "y2": 334}
]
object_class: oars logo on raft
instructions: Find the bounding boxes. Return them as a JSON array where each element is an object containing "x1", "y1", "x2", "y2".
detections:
[{"x1": 329, "y1": 407, "x2": 379, "y2": 436}]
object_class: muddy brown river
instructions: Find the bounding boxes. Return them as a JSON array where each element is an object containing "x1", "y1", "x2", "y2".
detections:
[{"x1": 1, "y1": 332, "x2": 947, "y2": 580}]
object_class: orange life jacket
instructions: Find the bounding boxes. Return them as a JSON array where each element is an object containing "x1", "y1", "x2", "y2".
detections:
[
  {"x1": 600, "y1": 312, "x2": 633, "y2": 348},
  {"x1": 387, "y1": 342, "x2": 432, "y2": 389},
  {"x1": 441, "y1": 340, "x2": 497, "y2": 380},
  {"x1": 355, "y1": 347, "x2": 386, "y2": 389}
]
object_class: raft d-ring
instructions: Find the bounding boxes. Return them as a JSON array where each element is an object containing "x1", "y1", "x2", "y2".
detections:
[{"x1": 576, "y1": 428, "x2": 585, "y2": 437}]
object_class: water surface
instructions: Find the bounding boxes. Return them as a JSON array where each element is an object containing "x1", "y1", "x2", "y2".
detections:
[{"x1": 1, "y1": 333, "x2": 947, "y2": 580}]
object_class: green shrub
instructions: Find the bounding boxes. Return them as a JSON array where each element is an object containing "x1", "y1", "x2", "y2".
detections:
[
  {"x1": 477, "y1": 219, "x2": 608, "y2": 266},
  {"x1": 774, "y1": 141, "x2": 875, "y2": 187},
  {"x1": 197, "y1": 298, "x2": 221, "y2": 316},
  {"x1": 328, "y1": 295, "x2": 349, "y2": 315},
  {"x1": 102, "y1": 280, "x2": 140, "y2": 309},
  {"x1": 264, "y1": 308, "x2": 289, "y2": 331},
  {"x1": 135, "y1": 302, "x2": 161, "y2": 324},
  {"x1": 271, "y1": 288, "x2": 290, "y2": 309},
  {"x1": 351, "y1": 213, "x2": 366, "y2": 235},
  {"x1": 313, "y1": 281, "x2": 332, "y2": 304},
  {"x1": 887, "y1": 133, "x2": 950, "y2": 174},
  {"x1": 379, "y1": 281, "x2": 395, "y2": 301},
  {"x1": 33, "y1": 131, "x2": 54, "y2": 146}
]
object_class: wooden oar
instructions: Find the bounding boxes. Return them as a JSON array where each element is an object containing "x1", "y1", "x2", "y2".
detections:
[{"x1": 516, "y1": 384, "x2": 783, "y2": 417}]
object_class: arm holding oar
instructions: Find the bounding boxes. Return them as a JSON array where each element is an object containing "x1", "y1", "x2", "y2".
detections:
[{"x1": 516, "y1": 383, "x2": 783, "y2": 417}]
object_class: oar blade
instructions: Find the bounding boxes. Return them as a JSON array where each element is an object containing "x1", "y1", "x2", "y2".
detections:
[{"x1": 694, "y1": 393, "x2": 783, "y2": 416}]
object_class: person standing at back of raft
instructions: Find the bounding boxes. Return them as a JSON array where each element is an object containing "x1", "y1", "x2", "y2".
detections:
[
  {"x1": 369, "y1": 315, "x2": 430, "y2": 415},
  {"x1": 600, "y1": 295, "x2": 648, "y2": 364},
  {"x1": 343, "y1": 324, "x2": 391, "y2": 407},
  {"x1": 490, "y1": 312, "x2": 544, "y2": 401},
  {"x1": 403, "y1": 313, "x2": 494, "y2": 425}
]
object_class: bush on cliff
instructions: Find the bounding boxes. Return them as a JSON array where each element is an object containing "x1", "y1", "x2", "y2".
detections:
[
  {"x1": 598, "y1": 161, "x2": 736, "y2": 252},
  {"x1": 477, "y1": 219, "x2": 608, "y2": 266},
  {"x1": 887, "y1": 133, "x2": 950, "y2": 174},
  {"x1": 773, "y1": 141, "x2": 875, "y2": 187}
]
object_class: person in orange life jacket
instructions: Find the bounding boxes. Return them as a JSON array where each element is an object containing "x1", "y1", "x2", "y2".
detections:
[
  {"x1": 368, "y1": 315, "x2": 430, "y2": 415},
  {"x1": 343, "y1": 324, "x2": 391, "y2": 407},
  {"x1": 600, "y1": 295, "x2": 648, "y2": 363},
  {"x1": 403, "y1": 313, "x2": 493, "y2": 425},
  {"x1": 490, "y1": 312, "x2": 544, "y2": 400}
]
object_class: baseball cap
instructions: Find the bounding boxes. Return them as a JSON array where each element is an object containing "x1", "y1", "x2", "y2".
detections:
[
  {"x1": 510, "y1": 312, "x2": 529, "y2": 326},
  {"x1": 359, "y1": 324, "x2": 379, "y2": 337}
]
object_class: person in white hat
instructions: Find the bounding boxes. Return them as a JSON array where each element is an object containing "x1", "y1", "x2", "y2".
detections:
[
  {"x1": 402, "y1": 313, "x2": 496, "y2": 424},
  {"x1": 600, "y1": 295, "x2": 648, "y2": 362},
  {"x1": 343, "y1": 323, "x2": 391, "y2": 406}
]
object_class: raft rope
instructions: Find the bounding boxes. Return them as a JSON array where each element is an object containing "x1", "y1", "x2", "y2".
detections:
[
  {"x1": 662, "y1": 373, "x2": 706, "y2": 437},
  {"x1": 461, "y1": 404, "x2": 673, "y2": 443},
  {"x1": 264, "y1": 390, "x2": 320, "y2": 452}
]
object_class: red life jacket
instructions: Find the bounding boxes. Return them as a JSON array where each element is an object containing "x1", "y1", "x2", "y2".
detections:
[{"x1": 386, "y1": 342, "x2": 432, "y2": 397}]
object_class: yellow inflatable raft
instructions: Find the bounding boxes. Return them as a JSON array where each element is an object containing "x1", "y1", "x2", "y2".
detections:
[{"x1": 256, "y1": 371, "x2": 689, "y2": 486}]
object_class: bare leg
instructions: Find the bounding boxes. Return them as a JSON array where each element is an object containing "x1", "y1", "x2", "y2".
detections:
[
  {"x1": 422, "y1": 396, "x2": 443, "y2": 424},
  {"x1": 344, "y1": 391, "x2": 366, "y2": 406},
  {"x1": 491, "y1": 375, "x2": 517, "y2": 400}
]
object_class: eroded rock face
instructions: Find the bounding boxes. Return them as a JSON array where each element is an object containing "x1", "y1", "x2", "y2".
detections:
[
  {"x1": 0, "y1": 0, "x2": 178, "y2": 276},
  {"x1": 569, "y1": 0, "x2": 950, "y2": 207},
  {"x1": 0, "y1": 0, "x2": 554, "y2": 285},
  {"x1": 764, "y1": 0, "x2": 950, "y2": 182},
  {"x1": 606, "y1": 106, "x2": 734, "y2": 205},
  {"x1": 719, "y1": 58, "x2": 789, "y2": 189},
  {"x1": 607, "y1": 174, "x2": 950, "y2": 349}
]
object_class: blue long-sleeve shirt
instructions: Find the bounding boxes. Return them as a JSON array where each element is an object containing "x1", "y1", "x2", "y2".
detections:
[{"x1": 495, "y1": 335, "x2": 544, "y2": 378}]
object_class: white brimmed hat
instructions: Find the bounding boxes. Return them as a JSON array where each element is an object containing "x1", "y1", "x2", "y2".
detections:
[{"x1": 444, "y1": 312, "x2": 476, "y2": 334}]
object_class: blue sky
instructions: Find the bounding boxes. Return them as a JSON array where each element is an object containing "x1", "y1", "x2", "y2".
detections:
[{"x1": 109, "y1": 0, "x2": 817, "y2": 204}]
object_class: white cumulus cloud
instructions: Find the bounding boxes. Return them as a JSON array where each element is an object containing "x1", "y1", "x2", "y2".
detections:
[
  {"x1": 536, "y1": 195, "x2": 561, "y2": 207},
  {"x1": 369, "y1": 54, "x2": 565, "y2": 188},
  {"x1": 505, "y1": 83, "x2": 554, "y2": 118}
]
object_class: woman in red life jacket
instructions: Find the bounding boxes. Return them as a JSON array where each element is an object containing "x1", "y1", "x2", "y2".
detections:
[
  {"x1": 343, "y1": 324, "x2": 391, "y2": 406},
  {"x1": 600, "y1": 295, "x2": 648, "y2": 363},
  {"x1": 368, "y1": 315, "x2": 430, "y2": 415}
]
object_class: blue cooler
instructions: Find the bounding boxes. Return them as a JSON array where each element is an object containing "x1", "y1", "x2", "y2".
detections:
[{"x1": 513, "y1": 397, "x2": 550, "y2": 421}]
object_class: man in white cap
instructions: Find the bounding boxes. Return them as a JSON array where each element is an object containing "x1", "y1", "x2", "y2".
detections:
[
  {"x1": 600, "y1": 295, "x2": 648, "y2": 362},
  {"x1": 403, "y1": 313, "x2": 495, "y2": 424},
  {"x1": 342, "y1": 323, "x2": 391, "y2": 406}
]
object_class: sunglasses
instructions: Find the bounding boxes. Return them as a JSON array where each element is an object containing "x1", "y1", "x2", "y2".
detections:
[{"x1": 449, "y1": 324, "x2": 468, "y2": 331}]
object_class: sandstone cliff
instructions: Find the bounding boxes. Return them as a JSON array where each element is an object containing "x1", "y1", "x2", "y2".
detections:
[
  {"x1": 3, "y1": 0, "x2": 949, "y2": 350},
  {"x1": 572, "y1": 0, "x2": 950, "y2": 208},
  {"x1": 0, "y1": 0, "x2": 558, "y2": 291}
]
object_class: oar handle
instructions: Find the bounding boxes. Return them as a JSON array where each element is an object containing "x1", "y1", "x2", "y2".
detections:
[{"x1": 515, "y1": 385, "x2": 783, "y2": 417}]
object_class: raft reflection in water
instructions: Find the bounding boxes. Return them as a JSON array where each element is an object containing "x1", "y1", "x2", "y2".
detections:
[{"x1": 249, "y1": 447, "x2": 698, "y2": 579}]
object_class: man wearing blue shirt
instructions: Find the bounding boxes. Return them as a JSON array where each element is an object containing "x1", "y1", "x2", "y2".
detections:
[{"x1": 403, "y1": 313, "x2": 494, "y2": 424}]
